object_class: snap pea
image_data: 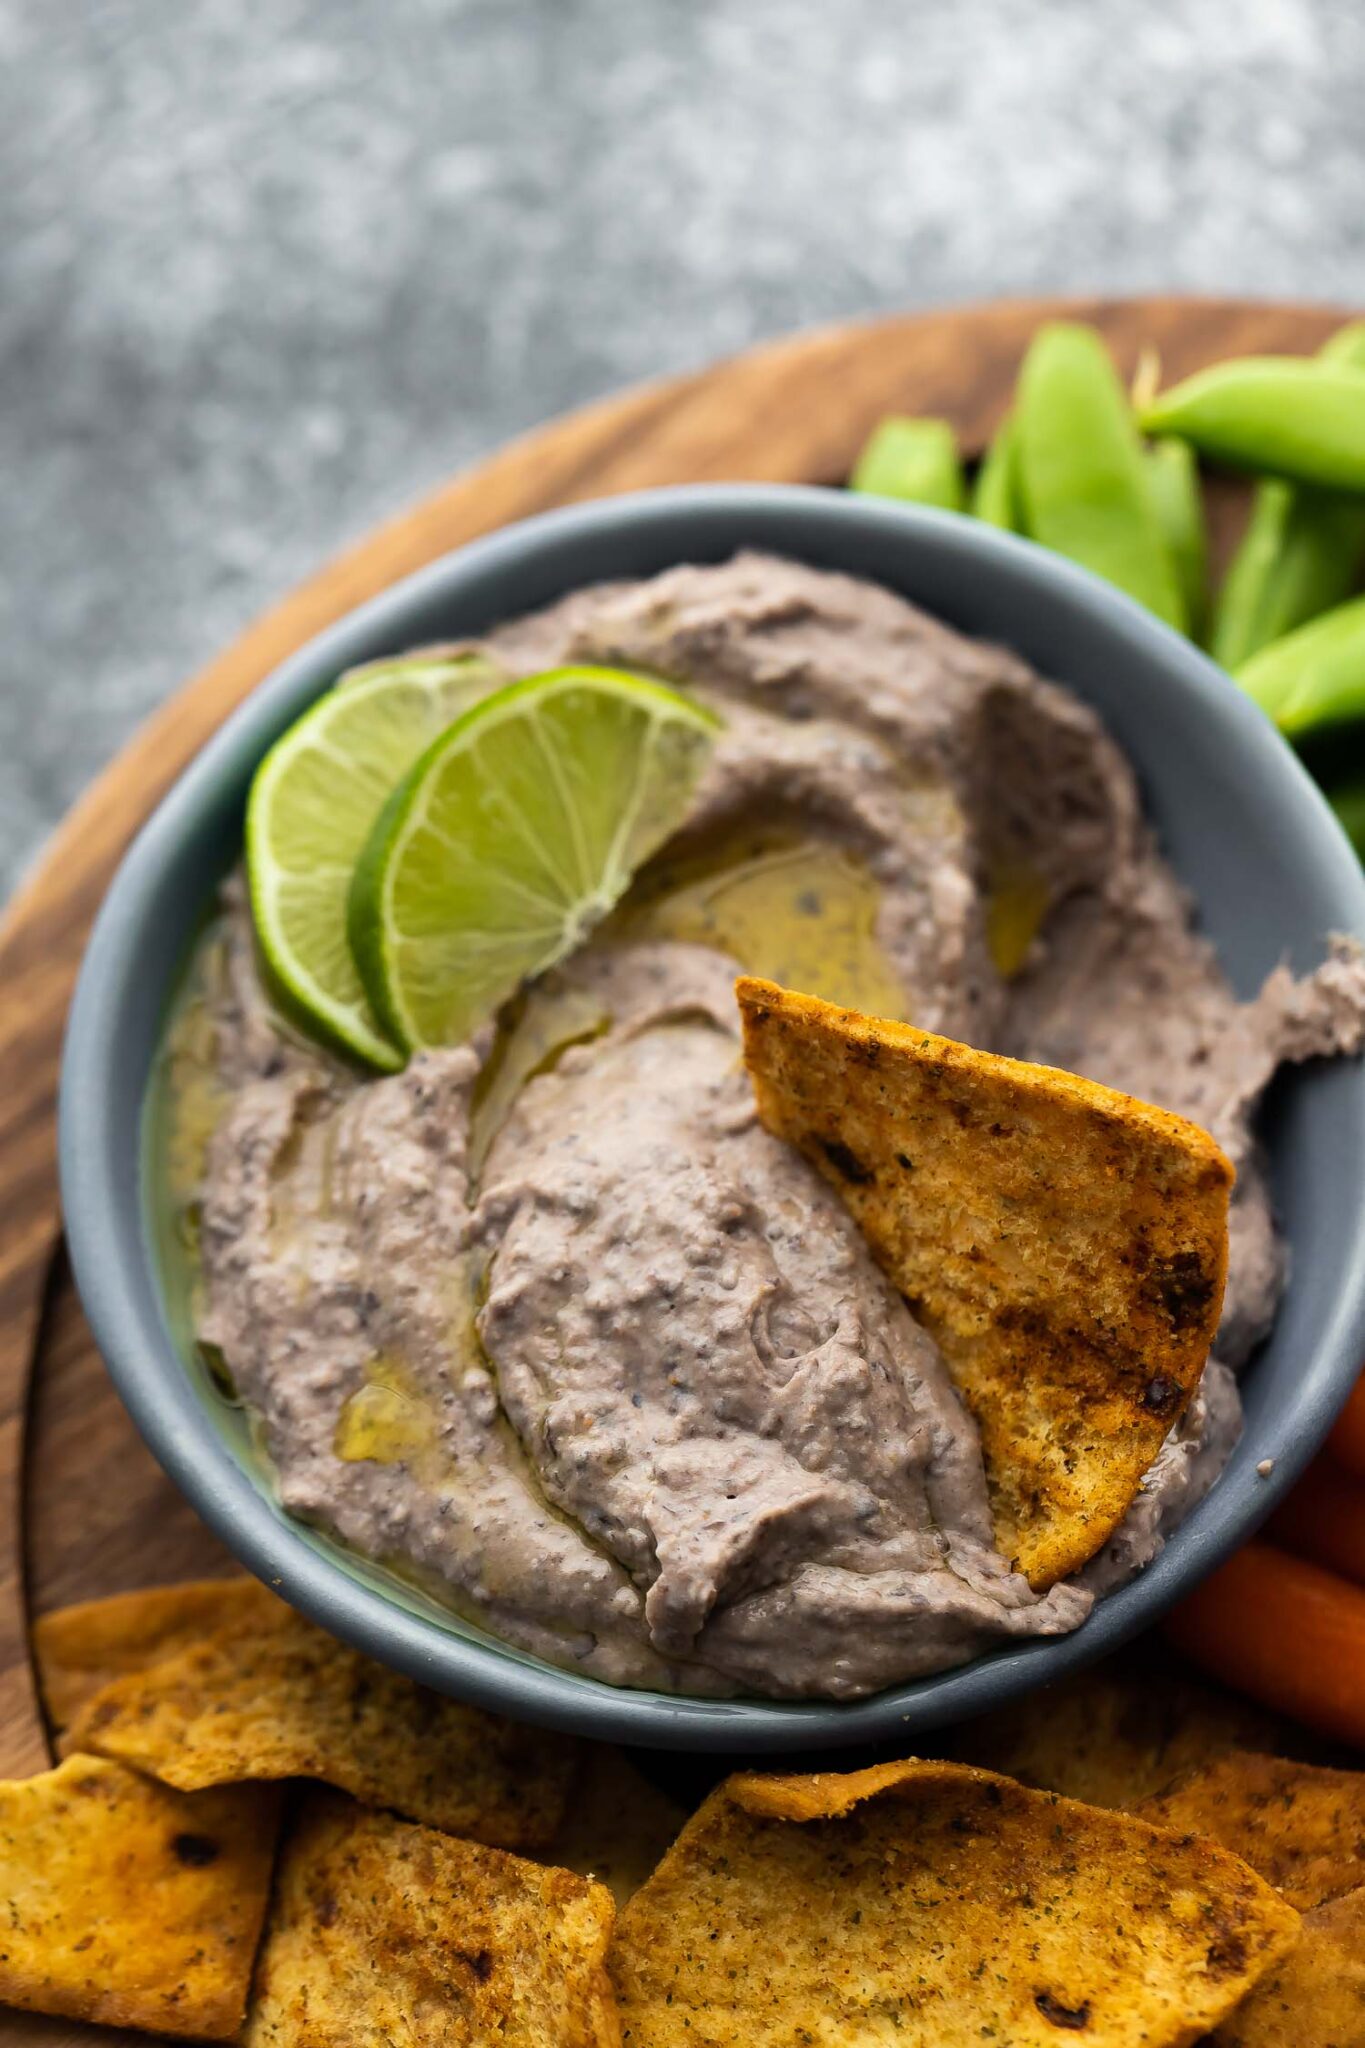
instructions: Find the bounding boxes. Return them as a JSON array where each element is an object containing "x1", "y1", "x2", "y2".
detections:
[
  {"x1": 1144, "y1": 437, "x2": 1207, "y2": 637},
  {"x1": 972, "y1": 413, "x2": 1020, "y2": 530},
  {"x1": 1141, "y1": 357, "x2": 1365, "y2": 493},
  {"x1": 1330, "y1": 779, "x2": 1365, "y2": 862},
  {"x1": 1236, "y1": 592, "x2": 1365, "y2": 736},
  {"x1": 849, "y1": 417, "x2": 966, "y2": 512},
  {"x1": 1318, "y1": 318, "x2": 1365, "y2": 374},
  {"x1": 1211, "y1": 481, "x2": 1365, "y2": 670},
  {"x1": 1209, "y1": 324, "x2": 1365, "y2": 670},
  {"x1": 1015, "y1": 322, "x2": 1186, "y2": 631}
]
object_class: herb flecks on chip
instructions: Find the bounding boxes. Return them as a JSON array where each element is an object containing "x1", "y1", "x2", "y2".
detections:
[
  {"x1": 244, "y1": 1788, "x2": 618, "y2": 2047},
  {"x1": 1137, "y1": 1751, "x2": 1365, "y2": 1912},
  {"x1": 609, "y1": 1759, "x2": 1298, "y2": 2048},
  {"x1": 34, "y1": 1573, "x2": 280, "y2": 1733},
  {"x1": 1212, "y1": 1884, "x2": 1365, "y2": 2048},
  {"x1": 0, "y1": 1753, "x2": 278, "y2": 2039},
  {"x1": 62, "y1": 1588, "x2": 576, "y2": 1847},
  {"x1": 736, "y1": 976, "x2": 1232, "y2": 1587},
  {"x1": 1136, "y1": 1754, "x2": 1365, "y2": 2048},
  {"x1": 950, "y1": 1664, "x2": 1281, "y2": 1809}
]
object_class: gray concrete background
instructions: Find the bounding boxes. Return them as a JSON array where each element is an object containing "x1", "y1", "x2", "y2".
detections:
[{"x1": 4, "y1": 0, "x2": 1364, "y2": 902}]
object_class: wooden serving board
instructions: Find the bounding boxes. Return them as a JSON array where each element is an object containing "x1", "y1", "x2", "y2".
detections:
[{"x1": 0, "y1": 294, "x2": 1344, "y2": 2041}]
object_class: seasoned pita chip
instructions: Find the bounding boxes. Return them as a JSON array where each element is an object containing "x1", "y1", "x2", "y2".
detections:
[
  {"x1": 35, "y1": 1575, "x2": 281, "y2": 1731},
  {"x1": 609, "y1": 1759, "x2": 1298, "y2": 2048},
  {"x1": 546, "y1": 1746, "x2": 692, "y2": 1908},
  {"x1": 0, "y1": 1753, "x2": 277, "y2": 2038},
  {"x1": 244, "y1": 1788, "x2": 618, "y2": 2046},
  {"x1": 1137, "y1": 1752, "x2": 1365, "y2": 1911},
  {"x1": 66, "y1": 1599, "x2": 576, "y2": 1847},
  {"x1": 950, "y1": 1664, "x2": 1280, "y2": 1809},
  {"x1": 1213, "y1": 1885, "x2": 1365, "y2": 2047},
  {"x1": 737, "y1": 977, "x2": 1232, "y2": 1586}
]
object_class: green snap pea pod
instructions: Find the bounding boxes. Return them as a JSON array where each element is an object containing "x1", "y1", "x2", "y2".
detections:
[
  {"x1": 1211, "y1": 480, "x2": 1365, "y2": 670},
  {"x1": 1209, "y1": 325, "x2": 1365, "y2": 670},
  {"x1": 849, "y1": 417, "x2": 966, "y2": 511},
  {"x1": 1141, "y1": 357, "x2": 1365, "y2": 493},
  {"x1": 1318, "y1": 318, "x2": 1365, "y2": 376},
  {"x1": 971, "y1": 413, "x2": 1020, "y2": 529},
  {"x1": 1236, "y1": 592, "x2": 1365, "y2": 735},
  {"x1": 1015, "y1": 322, "x2": 1186, "y2": 631},
  {"x1": 1144, "y1": 437, "x2": 1207, "y2": 637},
  {"x1": 1329, "y1": 778, "x2": 1365, "y2": 862}
]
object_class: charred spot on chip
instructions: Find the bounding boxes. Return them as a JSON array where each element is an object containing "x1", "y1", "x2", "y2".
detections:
[
  {"x1": 1142, "y1": 1374, "x2": 1181, "y2": 1417},
  {"x1": 1035, "y1": 1990, "x2": 1091, "y2": 2029},
  {"x1": 895, "y1": 1151, "x2": 914, "y2": 1170},
  {"x1": 994, "y1": 1303, "x2": 1051, "y2": 1341},
  {"x1": 1151, "y1": 1249, "x2": 1217, "y2": 1331},
  {"x1": 171, "y1": 1831, "x2": 221, "y2": 1868},
  {"x1": 820, "y1": 1137, "x2": 875, "y2": 1185},
  {"x1": 1206, "y1": 1926, "x2": 1250, "y2": 1975}
]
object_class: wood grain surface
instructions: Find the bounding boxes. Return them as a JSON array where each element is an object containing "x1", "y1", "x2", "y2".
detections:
[{"x1": 0, "y1": 295, "x2": 1344, "y2": 2045}]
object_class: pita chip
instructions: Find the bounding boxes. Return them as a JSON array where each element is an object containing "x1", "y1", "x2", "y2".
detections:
[
  {"x1": 737, "y1": 977, "x2": 1231, "y2": 1586},
  {"x1": 610, "y1": 1758, "x2": 1297, "y2": 2047},
  {"x1": 0, "y1": 1753, "x2": 277, "y2": 2038},
  {"x1": 244, "y1": 1789, "x2": 618, "y2": 2046},
  {"x1": 66, "y1": 1594, "x2": 576, "y2": 1847}
]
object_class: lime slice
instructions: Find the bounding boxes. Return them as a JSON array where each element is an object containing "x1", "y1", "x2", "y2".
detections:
[
  {"x1": 334, "y1": 648, "x2": 474, "y2": 695},
  {"x1": 349, "y1": 666, "x2": 720, "y2": 1053},
  {"x1": 246, "y1": 653, "x2": 505, "y2": 1070}
]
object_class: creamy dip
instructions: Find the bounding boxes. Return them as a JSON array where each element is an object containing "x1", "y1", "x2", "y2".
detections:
[{"x1": 162, "y1": 555, "x2": 1365, "y2": 1700}]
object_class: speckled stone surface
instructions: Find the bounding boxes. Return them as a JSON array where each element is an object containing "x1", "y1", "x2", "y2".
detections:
[{"x1": 4, "y1": 0, "x2": 1364, "y2": 900}]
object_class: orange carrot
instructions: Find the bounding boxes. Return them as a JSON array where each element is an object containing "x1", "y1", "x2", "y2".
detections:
[
  {"x1": 1165, "y1": 1540, "x2": 1365, "y2": 1748},
  {"x1": 1270, "y1": 1455, "x2": 1365, "y2": 1588},
  {"x1": 1328, "y1": 1373, "x2": 1365, "y2": 1481}
]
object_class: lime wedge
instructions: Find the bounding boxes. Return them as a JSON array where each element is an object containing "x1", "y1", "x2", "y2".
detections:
[
  {"x1": 349, "y1": 666, "x2": 720, "y2": 1053},
  {"x1": 246, "y1": 653, "x2": 505, "y2": 1070}
]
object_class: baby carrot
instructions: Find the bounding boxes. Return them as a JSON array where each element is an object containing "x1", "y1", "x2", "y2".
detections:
[
  {"x1": 1165, "y1": 1541, "x2": 1365, "y2": 1747},
  {"x1": 1327, "y1": 1372, "x2": 1365, "y2": 1480},
  {"x1": 1269, "y1": 1454, "x2": 1365, "y2": 1587}
]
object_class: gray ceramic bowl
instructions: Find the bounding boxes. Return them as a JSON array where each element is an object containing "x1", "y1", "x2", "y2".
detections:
[{"x1": 60, "y1": 484, "x2": 1365, "y2": 1754}]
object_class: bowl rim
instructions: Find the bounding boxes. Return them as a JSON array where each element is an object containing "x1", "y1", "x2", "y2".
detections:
[{"x1": 59, "y1": 481, "x2": 1365, "y2": 1752}]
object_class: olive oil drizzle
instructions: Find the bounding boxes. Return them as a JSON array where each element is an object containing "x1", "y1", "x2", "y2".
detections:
[{"x1": 613, "y1": 829, "x2": 912, "y2": 1018}]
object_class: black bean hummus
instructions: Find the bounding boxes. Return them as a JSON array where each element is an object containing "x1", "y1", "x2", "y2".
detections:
[{"x1": 171, "y1": 556, "x2": 1365, "y2": 1700}]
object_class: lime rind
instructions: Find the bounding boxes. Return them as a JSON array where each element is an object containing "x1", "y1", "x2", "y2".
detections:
[
  {"x1": 334, "y1": 648, "x2": 480, "y2": 695},
  {"x1": 349, "y1": 666, "x2": 720, "y2": 1053},
  {"x1": 246, "y1": 653, "x2": 504, "y2": 1070}
]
